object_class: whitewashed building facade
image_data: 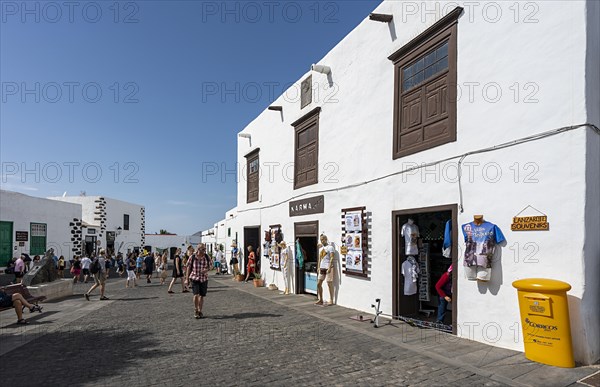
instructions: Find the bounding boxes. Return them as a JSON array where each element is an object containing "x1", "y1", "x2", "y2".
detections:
[
  {"x1": 49, "y1": 195, "x2": 145, "y2": 257},
  {"x1": 0, "y1": 190, "x2": 81, "y2": 264},
  {"x1": 209, "y1": 1, "x2": 599, "y2": 364}
]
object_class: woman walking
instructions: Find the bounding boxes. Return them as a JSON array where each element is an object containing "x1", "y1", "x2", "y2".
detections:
[
  {"x1": 159, "y1": 252, "x2": 168, "y2": 285},
  {"x1": 126, "y1": 253, "x2": 137, "y2": 288},
  {"x1": 244, "y1": 245, "x2": 256, "y2": 283},
  {"x1": 71, "y1": 256, "x2": 82, "y2": 283},
  {"x1": 167, "y1": 248, "x2": 186, "y2": 293}
]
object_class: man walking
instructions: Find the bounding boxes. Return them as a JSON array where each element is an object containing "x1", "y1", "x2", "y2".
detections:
[
  {"x1": 184, "y1": 244, "x2": 210, "y2": 319},
  {"x1": 85, "y1": 249, "x2": 109, "y2": 301},
  {"x1": 81, "y1": 255, "x2": 92, "y2": 283}
]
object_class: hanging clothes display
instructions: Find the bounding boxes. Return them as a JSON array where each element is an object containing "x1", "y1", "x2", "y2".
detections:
[
  {"x1": 462, "y1": 218, "x2": 505, "y2": 281},
  {"x1": 401, "y1": 256, "x2": 420, "y2": 295}
]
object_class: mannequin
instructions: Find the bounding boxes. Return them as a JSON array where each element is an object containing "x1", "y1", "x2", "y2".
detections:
[
  {"x1": 462, "y1": 215, "x2": 506, "y2": 281},
  {"x1": 230, "y1": 242, "x2": 240, "y2": 278},
  {"x1": 401, "y1": 255, "x2": 420, "y2": 295},
  {"x1": 316, "y1": 234, "x2": 336, "y2": 305},
  {"x1": 279, "y1": 241, "x2": 290, "y2": 295},
  {"x1": 401, "y1": 218, "x2": 420, "y2": 256}
]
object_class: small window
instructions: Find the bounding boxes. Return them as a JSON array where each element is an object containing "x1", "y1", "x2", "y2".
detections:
[
  {"x1": 228, "y1": 228, "x2": 231, "y2": 237},
  {"x1": 124, "y1": 214, "x2": 130, "y2": 231},
  {"x1": 389, "y1": 8, "x2": 460, "y2": 159}
]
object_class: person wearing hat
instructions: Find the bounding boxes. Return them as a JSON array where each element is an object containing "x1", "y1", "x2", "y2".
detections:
[{"x1": 230, "y1": 242, "x2": 240, "y2": 277}]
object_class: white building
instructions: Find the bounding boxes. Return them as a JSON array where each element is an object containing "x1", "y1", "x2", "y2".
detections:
[
  {"x1": 49, "y1": 195, "x2": 145, "y2": 257},
  {"x1": 145, "y1": 233, "x2": 201, "y2": 257},
  {"x1": 219, "y1": 1, "x2": 599, "y2": 364},
  {"x1": 0, "y1": 190, "x2": 81, "y2": 264}
]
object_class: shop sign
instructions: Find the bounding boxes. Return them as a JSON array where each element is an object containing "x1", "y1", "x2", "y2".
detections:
[
  {"x1": 511, "y1": 216, "x2": 549, "y2": 231},
  {"x1": 289, "y1": 195, "x2": 324, "y2": 217},
  {"x1": 19, "y1": 242, "x2": 25, "y2": 246},
  {"x1": 15, "y1": 231, "x2": 28, "y2": 241}
]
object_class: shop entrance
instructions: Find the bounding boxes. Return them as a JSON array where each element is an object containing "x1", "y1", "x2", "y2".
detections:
[
  {"x1": 84, "y1": 236, "x2": 97, "y2": 257},
  {"x1": 243, "y1": 226, "x2": 261, "y2": 277},
  {"x1": 294, "y1": 221, "x2": 318, "y2": 295},
  {"x1": 392, "y1": 204, "x2": 458, "y2": 334}
]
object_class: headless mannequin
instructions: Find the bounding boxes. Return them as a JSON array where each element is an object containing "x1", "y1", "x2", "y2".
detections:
[
  {"x1": 280, "y1": 242, "x2": 290, "y2": 295},
  {"x1": 473, "y1": 215, "x2": 484, "y2": 225},
  {"x1": 316, "y1": 234, "x2": 335, "y2": 305}
]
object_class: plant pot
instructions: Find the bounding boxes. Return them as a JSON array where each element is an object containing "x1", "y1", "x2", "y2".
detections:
[{"x1": 253, "y1": 279, "x2": 264, "y2": 287}]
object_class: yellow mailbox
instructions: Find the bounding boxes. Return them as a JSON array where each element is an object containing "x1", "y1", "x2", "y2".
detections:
[{"x1": 512, "y1": 278, "x2": 574, "y2": 368}]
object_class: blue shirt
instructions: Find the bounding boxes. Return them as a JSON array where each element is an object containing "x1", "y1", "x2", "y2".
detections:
[{"x1": 462, "y1": 221, "x2": 505, "y2": 267}]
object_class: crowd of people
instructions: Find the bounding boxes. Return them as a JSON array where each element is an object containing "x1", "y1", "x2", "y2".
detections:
[{"x1": 1, "y1": 243, "x2": 248, "y2": 324}]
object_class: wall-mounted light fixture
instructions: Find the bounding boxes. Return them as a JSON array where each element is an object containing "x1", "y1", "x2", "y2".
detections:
[
  {"x1": 311, "y1": 64, "x2": 331, "y2": 75},
  {"x1": 238, "y1": 132, "x2": 251, "y2": 146},
  {"x1": 116, "y1": 226, "x2": 122, "y2": 236},
  {"x1": 268, "y1": 106, "x2": 283, "y2": 111},
  {"x1": 369, "y1": 13, "x2": 393, "y2": 23}
]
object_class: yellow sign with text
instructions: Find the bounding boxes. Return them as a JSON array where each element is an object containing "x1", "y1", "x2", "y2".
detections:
[{"x1": 511, "y1": 216, "x2": 549, "y2": 231}]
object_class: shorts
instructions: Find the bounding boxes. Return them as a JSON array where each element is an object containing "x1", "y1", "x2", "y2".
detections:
[
  {"x1": 136, "y1": 267, "x2": 142, "y2": 274},
  {"x1": 127, "y1": 270, "x2": 136, "y2": 280},
  {"x1": 144, "y1": 269, "x2": 153, "y2": 276},
  {"x1": 318, "y1": 267, "x2": 335, "y2": 282},
  {"x1": 214, "y1": 261, "x2": 220, "y2": 268},
  {"x1": 191, "y1": 280, "x2": 208, "y2": 297},
  {"x1": 14, "y1": 271, "x2": 24, "y2": 278},
  {"x1": 94, "y1": 273, "x2": 107, "y2": 285},
  {"x1": 72, "y1": 269, "x2": 81, "y2": 276},
  {"x1": 83, "y1": 269, "x2": 90, "y2": 276},
  {"x1": 465, "y1": 266, "x2": 491, "y2": 281}
]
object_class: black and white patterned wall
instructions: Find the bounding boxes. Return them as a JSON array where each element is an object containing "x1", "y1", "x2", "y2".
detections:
[
  {"x1": 69, "y1": 218, "x2": 82, "y2": 256},
  {"x1": 140, "y1": 206, "x2": 146, "y2": 247},
  {"x1": 94, "y1": 197, "x2": 107, "y2": 240}
]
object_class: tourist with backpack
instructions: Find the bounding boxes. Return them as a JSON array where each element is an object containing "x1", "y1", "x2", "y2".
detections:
[
  {"x1": 84, "y1": 249, "x2": 109, "y2": 301},
  {"x1": 184, "y1": 243, "x2": 210, "y2": 319}
]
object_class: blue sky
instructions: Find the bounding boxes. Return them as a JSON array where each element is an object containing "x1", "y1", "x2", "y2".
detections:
[{"x1": 1, "y1": 0, "x2": 382, "y2": 234}]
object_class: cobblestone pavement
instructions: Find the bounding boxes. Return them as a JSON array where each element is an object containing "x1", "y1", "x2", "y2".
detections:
[{"x1": 0, "y1": 274, "x2": 597, "y2": 387}]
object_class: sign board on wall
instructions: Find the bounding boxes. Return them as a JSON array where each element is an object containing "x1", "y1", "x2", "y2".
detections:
[
  {"x1": 15, "y1": 231, "x2": 28, "y2": 241},
  {"x1": 511, "y1": 216, "x2": 549, "y2": 231},
  {"x1": 289, "y1": 195, "x2": 324, "y2": 217}
]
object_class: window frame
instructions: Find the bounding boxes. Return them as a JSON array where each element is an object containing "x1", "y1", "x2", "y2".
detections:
[
  {"x1": 292, "y1": 107, "x2": 321, "y2": 190},
  {"x1": 30, "y1": 222, "x2": 47, "y2": 255},
  {"x1": 123, "y1": 214, "x2": 130, "y2": 231},
  {"x1": 245, "y1": 148, "x2": 260, "y2": 203},
  {"x1": 389, "y1": 7, "x2": 461, "y2": 160}
]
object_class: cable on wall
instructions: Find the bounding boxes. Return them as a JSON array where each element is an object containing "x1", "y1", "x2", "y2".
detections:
[{"x1": 233, "y1": 123, "x2": 599, "y2": 215}]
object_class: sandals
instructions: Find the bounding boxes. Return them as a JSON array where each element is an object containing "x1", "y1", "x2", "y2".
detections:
[
  {"x1": 29, "y1": 305, "x2": 43, "y2": 313},
  {"x1": 99, "y1": 296, "x2": 110, "y2": 300},
  {"x1": 167, "y1": 290, "x2": 174, "y2": 294},
  {"x1": 17, "y1": 319, "x2": 29, "y2": 325}
]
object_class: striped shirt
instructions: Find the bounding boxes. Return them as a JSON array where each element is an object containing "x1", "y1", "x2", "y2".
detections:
[{"x1": 187, "y1": 254, "x2": 209, "y2": 282}]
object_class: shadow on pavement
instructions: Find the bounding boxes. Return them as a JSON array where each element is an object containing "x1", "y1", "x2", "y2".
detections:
[
  {"x1": 208, "y1": 312, "x2": 283, "y2": 320},
  {"x1": 0, "y1": 327, "x2": 176, "y2": 387},
  {"x1": 113, "y1": 297, "x2": 159, "y2": 301}
]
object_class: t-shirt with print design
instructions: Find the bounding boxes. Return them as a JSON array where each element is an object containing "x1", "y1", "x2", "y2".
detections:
[{"x1": 462, "y1": 221, "x2": 505, "y2": 268}]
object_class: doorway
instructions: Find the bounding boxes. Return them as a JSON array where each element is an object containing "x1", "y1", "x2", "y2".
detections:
[
  {"x1": 294, "y1": 221, "x2": 319, "y2": 295},
  {"x1": 84, "y1": 236, "x2": 97, "y2": 257},
  {"x1": 243, "y1": 226, "x2": 260, "y2": 277},
  {"x1": 0, "y1": 221, "x2": 13, "y2": 266},
  {"x1": 392, "y1": 204, "x2": 458, "y2": 334}
]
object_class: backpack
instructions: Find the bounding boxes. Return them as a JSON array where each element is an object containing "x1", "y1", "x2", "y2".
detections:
[{"x1": 90, "y1": 258, "x2": 101, "y2": 274}]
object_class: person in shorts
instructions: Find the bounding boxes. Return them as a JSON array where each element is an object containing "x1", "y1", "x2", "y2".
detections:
[
  {"x1": 184, "y1": 244, "x2": 210, "y2": 319},
  {"x1": 84, "y1": 249, "x2": 109, "y2": 301},
  {"x1": 81, "y1": 255, "x2": 92, "y2": 283}
]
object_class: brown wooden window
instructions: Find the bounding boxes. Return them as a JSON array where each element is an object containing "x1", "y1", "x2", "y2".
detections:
[
  {"x1": 292, "y1": 107, "x2": 320, "y2": 189},
  {"x1": 246, "y1": 149, "x2": 259, "y2": 203},
  {"x1": 389, "y1": 7, "x2": 461, "y2": 159}
]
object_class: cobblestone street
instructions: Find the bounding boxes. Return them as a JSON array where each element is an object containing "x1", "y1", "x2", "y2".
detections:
[{"x1": 0, "y1": 274, "x2": 598, "y2": 386}]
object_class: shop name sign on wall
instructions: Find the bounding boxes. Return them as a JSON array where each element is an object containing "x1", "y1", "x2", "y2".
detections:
[
  {"x1": 15, "y1": 231, "x2": 28, "y2": 241},
  {"x1": 511, "y1": 216, "x2": 549, "y2": 231},
  {"x1": 289, "y1": 195, "x2": 324, "y2": 217}
]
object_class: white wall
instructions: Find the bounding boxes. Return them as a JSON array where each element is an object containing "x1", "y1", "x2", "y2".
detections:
[
  {"x1": 0, "y1": 190, "x2": 81, "y2": 261},
  {"x1": 228, "y1": 1, "x2": 597, "y2": 363},
  {"x1": 50, "y1": 196, "x2": 145, "y2": 254}
]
